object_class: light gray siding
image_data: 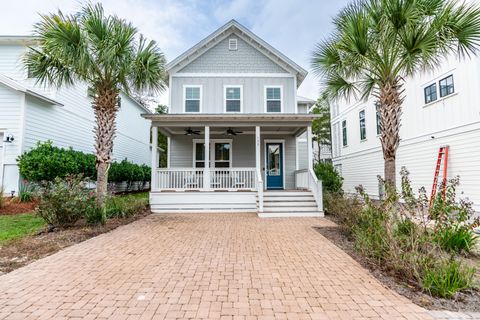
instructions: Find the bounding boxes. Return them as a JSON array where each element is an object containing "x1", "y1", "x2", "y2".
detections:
[
  {"x1": 170, "y1": 134, "x2": 297, "y2": 189},
  {"x1": 170, "y1": 76, "x2": 296, "y2": 114},
  {"x1": 178, "y1": 34, "x2": 288, "y2": 74}
]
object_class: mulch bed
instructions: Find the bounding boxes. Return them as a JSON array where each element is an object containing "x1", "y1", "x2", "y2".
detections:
[
  {"x1": 315, "y1": 215, "x2": 480, "y2": 313},
  {"x1": 0, "y1": 208, "x2": 150, "y2": 275},
  {"x1": 0, "y1": 198, "x2": 38, "y2": 215}
]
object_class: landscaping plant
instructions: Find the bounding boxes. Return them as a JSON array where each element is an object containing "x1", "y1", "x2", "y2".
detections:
[
  {"x1": 314, "y1": 162, "x2": 343, "y2": 194},
  {"x1": 18, "y1": 181, "x2": 37, "y2": 203},
  {"x1": 0, "y1": 185, "x2": 4, "y2": 208}
]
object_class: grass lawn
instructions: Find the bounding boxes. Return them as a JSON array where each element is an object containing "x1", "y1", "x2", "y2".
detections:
[{"x1": 0, "y1": 214, "x2": 46, "y2": 244}]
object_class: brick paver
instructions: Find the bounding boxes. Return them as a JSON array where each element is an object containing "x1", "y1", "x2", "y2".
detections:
[{"x1": 0, "y1": 214, "x2": 435, "y2": 319}]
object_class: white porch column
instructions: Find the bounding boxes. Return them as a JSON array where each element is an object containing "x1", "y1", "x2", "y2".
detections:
[
  {"x1": 151, "y1": 126, "x2": 158, "y2": 191},
  {"x1": 306, "y1": 125, "x2": 313, "y2": 172},
  {"x1": 255, "y1": 126, "x2": 261, "y2": 173},
  {"x1": 203, "y1": 126, "x2": 210, "y2": 190}
]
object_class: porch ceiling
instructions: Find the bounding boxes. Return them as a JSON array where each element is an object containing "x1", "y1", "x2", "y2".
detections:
[{"x1": 142, "y1": 113, "x2": 319, "y2": 136}]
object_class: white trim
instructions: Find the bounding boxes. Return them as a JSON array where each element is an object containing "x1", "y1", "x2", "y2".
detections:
[
  {"x1": 264, "y1": 85, "x2": 283, "y2": 113},
  {"x1": 264, "y1": 139, "x2": 286, "y2": 190},
  {"x1": 223, "y1": 85, "x2": 243, "y2": 113},
  {"x1": 172, "y1": 73, "x2": 295, "y2": 78},
  {"x1": 167, "y1": 136, "x2": 171, "y2": 168},
  {"x1": 359, "y1": 109, "x2": 366, "y2": 141},
  {"x1": 193, "y1": 138, "x2": 233, "y2": 168},
  {"x1": 182, "y1": 85, "x2": 202, "y2": 113},
  {"x1": 0, "y1": 131, "x2": 4, "y2": 189},
  {"x1": 168, "y1": 74, "x2": 172, "y2": 112},
  {"x1": 228, "y1": 38, "x2": 238, "y2": 51},
  {"x1": 294, "y1": 77, "x2": 298, "y2": 113}
]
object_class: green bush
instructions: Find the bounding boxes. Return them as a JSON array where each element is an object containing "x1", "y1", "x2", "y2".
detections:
[
  {"x1": 36, "y1": 175, "x2": 96, "y2": 227},
  {"x1": 108, "y1": 159, "x2": 150, "y2": 183},
  {"x1": 18, "y1": 181, "x2": 37, "y2": 202},
  {"x1": 422, "y1": 260, "x2": 475, "y2": 298},
  {"x1": 314, "y1": 162, "x2": 343, "y2": 193},
  {"x1": 17, "y1": 141, "x2": 96, "y2": 181},
  {"x1": 105, "y1": 193, "x2": 148, "y2": 218},
  {"x1": 434, "y1": 225, "x2": 478, "y2": 253}
]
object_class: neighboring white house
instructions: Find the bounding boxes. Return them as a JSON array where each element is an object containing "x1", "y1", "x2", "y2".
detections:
[
  {"x1": 331, "y1": 54, "x2": 480, "y2": 211},
  {"x1": 143, "y1": 20, "x2": 323, "y2": 217},
  {"x1": 0, "y1": 36, "x2": 152, "y2": 195}
]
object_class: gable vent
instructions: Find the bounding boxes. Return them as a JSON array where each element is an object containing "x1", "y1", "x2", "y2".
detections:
[{"x1": 228, "y1": 38, "x2": 238, "y2": 51}]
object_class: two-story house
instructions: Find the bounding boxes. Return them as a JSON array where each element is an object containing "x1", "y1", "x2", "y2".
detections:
[
  {"x1": 143, "y1": 20, "x2": 323, "y2": 217},
  {"x1": 0, "y1": 36, "x2": 152, "y2": 195},
  {"x1": 331, "y1": 54, "x2": 480, "y2": 212}
]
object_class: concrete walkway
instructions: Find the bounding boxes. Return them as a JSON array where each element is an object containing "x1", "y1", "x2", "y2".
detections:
[{"x1": 0, "y1": 214, "x2": 451, "y2": 319}]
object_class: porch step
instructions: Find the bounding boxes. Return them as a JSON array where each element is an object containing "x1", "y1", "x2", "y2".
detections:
[{"x1": 258, "y1": 190, "x2": 323, "y2": 217}]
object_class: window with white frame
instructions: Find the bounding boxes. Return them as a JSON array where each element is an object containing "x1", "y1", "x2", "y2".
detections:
[
  {"x1": 184, "y1": 86, "x2": 201, "y2": 112},
  {"x1": 193, "y1": 141, "x2": 232, "y2": 168},
  {"x1": 225, "y1": 86, "x2": 241, "y2": 112},
  {"x1": 342, "y1": 120, "x2": 347, "y2": 147},
  {"x1": 194, "y1": 142, "x2": 205, "y2": 168},
  {"x1": 359, "y1": 110, "x2": 366, "y2": 141},
  {"x1": 265, "y1": 87, "x2": 282, "y2": 112},
  {"x1": 424, "y1": 83, "x2": 437, "y2": 104},
  {"x1": 439, "y1": 75, "x2": 454, "y2": 98},
  {"x1": 375, "y1": 103, "x2": 381, "y2": 135},
  {"x1": 228, "y1": 38, "x2": 237, "y2": 51}
]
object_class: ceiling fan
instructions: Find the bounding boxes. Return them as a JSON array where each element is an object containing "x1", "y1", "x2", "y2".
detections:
[
  {"x1": 225, "y1": 128, "x2": 243, "y2": 136},
  {"x1": 185, "y1": 128, "x2": 201, "y2": 135}
]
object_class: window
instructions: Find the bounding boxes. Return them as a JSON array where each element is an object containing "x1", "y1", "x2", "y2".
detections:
[
  {"x1": 375, "y1": 103, "x2": 381, "y2": 135},
  {"x1": 214, "y1": 142, "x2": 231, "y2": 168},
  {"x1": 184, "y1": 86, "x2": 201, "y2": 112},
  {"x1": 265, "y1": 87, "x2": 282, "y2": 112},
  {"x1": 225, "y1": 86, "x2": 242, "y2": 112},
  {"x1": 342, "y1": 120, "x2": 347, "y2": 147},
  {"x1": 228, "y1": 38, "x2": 238, "y2": 50},
  {"x1": 194, "y1": 142, "x2": 205, "y2": 168},
  {"x1": 424, "y1": 83, "x2": 437, "y2": 104},
  {"x1": 439, "y1": 75, "x2": 454, "y2": 98},
  {"x1": 359, "y1": 110, "x2": 366, "y2": 140}
]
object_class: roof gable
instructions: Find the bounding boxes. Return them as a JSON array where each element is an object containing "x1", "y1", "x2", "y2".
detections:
[{"x1": 167, "y1": 20, "x2": 307, "y2": 85}]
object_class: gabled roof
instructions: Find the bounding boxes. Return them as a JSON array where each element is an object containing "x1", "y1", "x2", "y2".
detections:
[
  {"x1": 297, "y1": 96, "x2": 316, "y2": 105},
  {"x1": 0, "y1": 73, "x2": 63, "y2": 106},
  {"x1": 166, "y1": 20, "x2": 308, "y2": 85}
]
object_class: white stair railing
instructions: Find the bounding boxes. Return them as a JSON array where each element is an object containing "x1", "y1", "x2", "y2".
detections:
[{"x1": 294, "y1": 169, "x2": 323, "y2": 212}]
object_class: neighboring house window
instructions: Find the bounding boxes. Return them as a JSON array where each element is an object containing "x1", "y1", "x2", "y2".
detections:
[
  {"x1": 265, "y1": 87, "x2": 282, "y2": 112},
  {"x1": 225, "y1": 86, "x2": 242, "y2": 112},
  {"x1": 342, "y1": 120, "x2": 347, "y2": 147},
  {"x1": 439, "y1": 75, "x2": 454, "y2": 98},
  {"x1": 375, "y1": 103, "x2": 381, "y2": 135},
  {"x1": 228, "y1": 38, "x2": 238, "y2": 51},
  {"x1": 194, "y1": 143, "x2": 205, "y2": 168},
  {"x1": 424, "y1": 83, "x2": 437, "y2": 104},
  {"x1": 184, "y1": 86, "x2": 201, "y2": 112},
  {"x1": 359, "y1": 110, "x2": 366, "y2": 141}
]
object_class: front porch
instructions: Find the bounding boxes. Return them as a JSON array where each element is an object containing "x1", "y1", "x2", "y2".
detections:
[{"x1": 144, "y1": 114, "x2": 323, "y2": 216}]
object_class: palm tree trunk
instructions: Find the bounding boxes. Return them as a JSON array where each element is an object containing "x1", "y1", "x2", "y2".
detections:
[
  {"x1": 378, "y1": 81, "x2": 403, "y2": 191},
  {"x1": 93, "y1": 87, "x2": 119, "y2": 209}
]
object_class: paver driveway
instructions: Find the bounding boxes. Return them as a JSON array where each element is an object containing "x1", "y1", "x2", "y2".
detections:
[{"x1": 0, "y1": 214, "x2": 433, "y2": 320}]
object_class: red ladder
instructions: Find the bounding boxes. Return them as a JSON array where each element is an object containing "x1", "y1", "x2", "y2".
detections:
[{"x1": 429, "y1": 145, "x2": 449, "y2": 208}]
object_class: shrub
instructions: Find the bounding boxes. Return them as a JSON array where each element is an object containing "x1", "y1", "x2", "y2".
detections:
[
  {"x1": 17, "y1": 141, "x2": 96, "y2": 181},
  {"x1": 422, "y1": 260, "x2": 475, "y2": 298},
  {"x1": 314, "y1": 162, "x2": 343, "y2": 193},
  {"x1": 108, "y1": 159, "x2": 149, "y2": 183},
  {"x1": 0, "y1": 185, "x2": 4, "y2": 208},
  {"x1": 324, "y1": 191, "x2": 362, "y2": 233},
  {"x1": 434, "y1": 225, "x2": 478, "y2": 253},
  {"x1": 36, "y1": 175, "x2": 96, "y2": 227},
  {"x1": 105, "y1": 194, "x2": 147, "y2": 218},
  {"x1": 18, "y1": 181, "x2": 37, "y2": 202}
]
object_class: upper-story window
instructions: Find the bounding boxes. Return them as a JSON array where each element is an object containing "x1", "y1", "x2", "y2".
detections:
[
  {"x1": 225, "y1": 86, "x2": 242, "y2": 112},
  {"x1": 342, "y1": 120, "x2": 347, "y2": 147},
  {"x1": 184, "y1": 86, "x2": 201, "y2": 112},
  {"x1": 424, "y1": 83, "x2": 437, "y2": 104},
  {"x1": 228, "y1": 38, "x2": 238, "y2": 51},
  {"x1": 359, "y1": 110, "x2": 366, "y2": 141},
  {"x1": 375, "y1": 103, "x2": 381, "y2": 135},
  {"x1": 265, "y1": 86, "x2": 282, "y2": 112},
  {"x1": 439, "y1": 75, "x2": 454, "y2": 98}
]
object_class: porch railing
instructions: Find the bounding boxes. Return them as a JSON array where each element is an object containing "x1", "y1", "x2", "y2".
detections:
[
  {"x1": 295, "y1": 169, "x2": 323, "y2": 211},
  {"x1": 154, "y1": 167, "x2": 256, "y2": 191}
]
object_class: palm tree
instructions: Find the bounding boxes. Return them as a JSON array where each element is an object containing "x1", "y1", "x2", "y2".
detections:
[
  {"x1": 24, "y1": 3, "x2": 167, "y2": 208},
  {"x1": 312, "y1": 0, "x2": 480, "y2": 189}
]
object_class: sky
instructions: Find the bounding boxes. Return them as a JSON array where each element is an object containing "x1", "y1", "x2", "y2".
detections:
[{"x1": 0, "y1": 0, "x2": 350, "y2": 106}]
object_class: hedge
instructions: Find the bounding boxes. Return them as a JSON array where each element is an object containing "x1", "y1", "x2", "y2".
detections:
[{"x1": 17, "y1": 141, "x2": 150, "y2": 183}]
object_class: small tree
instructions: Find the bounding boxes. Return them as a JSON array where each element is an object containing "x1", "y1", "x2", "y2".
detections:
[
  {"x1": 311, "y1": 97, "x2": 332, "y2": 163},
  {"x1": 24, "y1": 4, "x2": 167, "y2": 210}
]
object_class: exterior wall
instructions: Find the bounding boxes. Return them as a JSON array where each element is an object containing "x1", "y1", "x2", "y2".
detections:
[
  {"x1": 169, "y1": 133, "x2": 297, "y2": 189},
  {"x1": 170, "y1": 76, "x2": 296, "y2": 114},
  {"x1": 0, "y1": 45, "x2": 26, "y2": 80},
  {"x1": 178, "y1": 34, "x2": 288, "y2": 74},
  {"x1": 331, "y1": 55, "x2": 480, "y2": 210}
]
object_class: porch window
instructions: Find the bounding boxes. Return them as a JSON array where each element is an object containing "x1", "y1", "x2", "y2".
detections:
[
  {"x1": 214, "y1": 143, "x2": 231, "y2": 168},
  {"x1": 439, "y1": 75, "x2": 454, "y2": 98},
  {"x1": 359, "y1": 110, "x2": 366, "y2": 141},
  {"x1": 225, "y1": 86, "x2": 242, "y2": 112},
  {"x1": 194, "y1": 143, "x2": 205, "y2": 168},
  {"x1": 184, "y1": 86, "x2": 201, "y2": 112},
  {"x1": 424, "y1": 83, "x2": 437, "y2": 104},
  {"x1": 265, "y1": 87, "x2": 282, "y2": 112},
  {"x1": 193, "y1": 141, "x2": 232, "y2": 168}
]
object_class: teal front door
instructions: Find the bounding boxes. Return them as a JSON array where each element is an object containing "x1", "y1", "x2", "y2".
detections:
[{"x1": 266, "y1": 142, "x2": 283, "y2": 189}]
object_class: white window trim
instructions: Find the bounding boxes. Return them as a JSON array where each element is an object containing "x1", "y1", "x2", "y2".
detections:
[
  {"x1": 359, "y1": 109, "x2": 367, "y2": 141},
  {"x1": 183, "y1": 85, "x2": 202, "y2": 113},
  {"x1": 224, "y1": 85, "x2": 243, "y2": 113},
  {"x1": 264, "y1": 85, "x2": 283, "y2": 113},
  {"x1": 228, "y1": 38, "x2": 238, "y2": 51},
  {"x1": 192, "y1": 139, "x2": 233, "y2": 168},
  {"x1": 341, "y1": 119, "x2": 348, "y2": 147}
]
